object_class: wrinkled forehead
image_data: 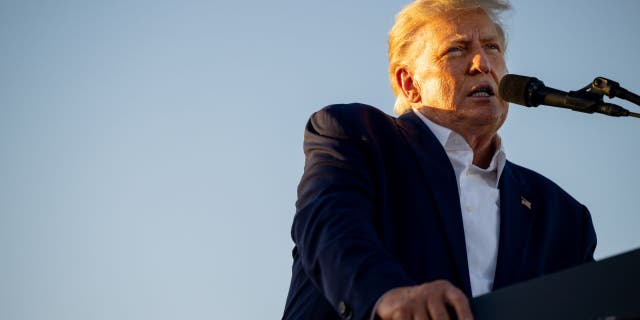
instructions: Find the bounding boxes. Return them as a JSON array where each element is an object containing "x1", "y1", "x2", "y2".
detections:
[{"x1": 419, "y1": 8, "x2": 505, "y2": 47}]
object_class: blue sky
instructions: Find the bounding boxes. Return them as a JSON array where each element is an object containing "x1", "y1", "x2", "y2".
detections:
[{"x1": 1, "y1": 0, "x2": 639, "y2": 319}]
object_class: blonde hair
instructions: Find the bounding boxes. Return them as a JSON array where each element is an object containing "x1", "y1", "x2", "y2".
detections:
[{"x1": 388, "y1": 0, "x2": 511, "y2": 115}]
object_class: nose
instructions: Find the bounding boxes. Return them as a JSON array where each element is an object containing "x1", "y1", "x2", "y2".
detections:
[{"x1": 469, "y1": 49, "x2": 491, "y2": 74}]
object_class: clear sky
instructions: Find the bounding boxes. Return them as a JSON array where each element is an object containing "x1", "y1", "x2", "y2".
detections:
[{"x1": 1, "y1": 0, "x2": 639, "y2": 319}]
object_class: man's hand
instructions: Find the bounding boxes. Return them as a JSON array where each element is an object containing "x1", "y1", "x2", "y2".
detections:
[{"x1": 375, "y1": 280, "x2": 473, "y2": 320}]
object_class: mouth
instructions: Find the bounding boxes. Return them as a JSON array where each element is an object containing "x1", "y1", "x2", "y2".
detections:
[{"x1": 467, "y1": 84, "x2": 495, "y2": 98}]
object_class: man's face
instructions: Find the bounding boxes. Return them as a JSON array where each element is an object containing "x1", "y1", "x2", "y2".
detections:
[{"x1": 411, "y1": 9, "x2": 508, "y2": 131}]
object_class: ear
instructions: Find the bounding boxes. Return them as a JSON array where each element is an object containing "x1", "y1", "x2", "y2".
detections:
[{"x1": 395, "y1": 67, "x2": 421, "y2": 103}]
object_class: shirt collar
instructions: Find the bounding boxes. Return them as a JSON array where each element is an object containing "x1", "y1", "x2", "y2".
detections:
[{"x1": 412, "y1": 108, "x2": 507, "y2": 182}]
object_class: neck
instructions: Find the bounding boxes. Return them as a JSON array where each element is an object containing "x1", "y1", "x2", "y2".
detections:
[
  {"x1": 463, "y1": 133, "x2": 498, "y2": 169},
  {"x1": 414, "y1": 107, "x2": 500, "y2": 168}
]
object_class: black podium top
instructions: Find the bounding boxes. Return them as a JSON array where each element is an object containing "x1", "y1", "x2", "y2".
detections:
[{"x1": 471, "y1": 248, "x2": 640, "y2": 320}]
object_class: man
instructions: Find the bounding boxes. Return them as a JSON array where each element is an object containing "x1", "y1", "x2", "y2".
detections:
[{"x1": 283, "y1": 0, "x2": 597, "y2": 319}]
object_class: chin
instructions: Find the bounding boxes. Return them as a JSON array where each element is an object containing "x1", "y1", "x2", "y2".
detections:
[{"x1": 462, "y1": 108, "x2": 507, "y2": 128}]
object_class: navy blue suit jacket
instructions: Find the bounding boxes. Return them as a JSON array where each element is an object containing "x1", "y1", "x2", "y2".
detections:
[{"x1": 283, "y1": 104, "x2": 596, "y2": 320}]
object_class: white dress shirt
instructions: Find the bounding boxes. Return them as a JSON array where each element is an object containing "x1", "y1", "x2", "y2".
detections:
[{"x1": 413, "y1": 108, "x2": 506, "y2": 297}]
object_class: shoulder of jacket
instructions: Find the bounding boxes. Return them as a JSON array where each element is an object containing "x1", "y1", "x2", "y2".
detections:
[
  {"x1": 506, "y1": 160, "x2": 581, "y2": 205},
  {"x1": 308, "y1": 103, "x2": 396, "y2": 139}
]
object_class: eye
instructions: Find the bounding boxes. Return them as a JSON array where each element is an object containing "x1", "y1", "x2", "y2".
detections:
[
  {"x1": 445, "y1": 46, "x2": 465, "y2": 55},
  {"x1": 485, "y1": 43, "x2": 502, "y2": 52}
]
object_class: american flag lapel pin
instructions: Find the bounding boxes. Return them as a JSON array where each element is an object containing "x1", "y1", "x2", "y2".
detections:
[{"x1": 520, "y1": 196, "x2": 532, "y2": 210}]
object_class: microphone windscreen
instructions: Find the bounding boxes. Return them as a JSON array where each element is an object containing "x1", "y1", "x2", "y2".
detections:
[{"x1": 499, "y1": 74, "x2": 539, "y2": 106}]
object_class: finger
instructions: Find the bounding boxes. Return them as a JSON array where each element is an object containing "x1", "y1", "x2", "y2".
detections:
[
  {"x1": 389, "y1": 308, "x2": 410, "y2": 320},
  {"x1": 426, "y1": 297, "x2": 450, "y2": 320},
  {"x1": 443, "y1": 286, "x2": 473, "y2": 320},
  {"x1": 412, "y1": 304, "x2": 430, "y2": 320}
]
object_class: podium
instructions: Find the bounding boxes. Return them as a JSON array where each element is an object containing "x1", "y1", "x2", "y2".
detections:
[{"x1": 471, "y1": 249, "x2": 640, "y2": 320}]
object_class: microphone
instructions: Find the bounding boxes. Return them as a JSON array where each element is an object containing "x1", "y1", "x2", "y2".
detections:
[{"x1": 499, "y1": 74, "x2": 634, "y2": 117}]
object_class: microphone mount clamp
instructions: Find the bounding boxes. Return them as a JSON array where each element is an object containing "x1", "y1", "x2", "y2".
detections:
[
  {"x1": 585, "y1": 77, "x2": 640, "y2": 108},
  {"x1": 570, "y1": 77, "x2": 640, "y2": 118}
]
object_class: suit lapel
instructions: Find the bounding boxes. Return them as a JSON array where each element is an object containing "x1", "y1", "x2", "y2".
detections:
[
  {"x1": 396, "y1": 112, "x2": 472, "y2": 296},
  {"x1": 492, "y1": 162, "x2": 535, "y2": 290}
]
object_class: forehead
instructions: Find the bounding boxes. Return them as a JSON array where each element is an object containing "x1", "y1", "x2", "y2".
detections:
[{"x1": 421, "y1": 9, "x2": 502, "y2": 45}]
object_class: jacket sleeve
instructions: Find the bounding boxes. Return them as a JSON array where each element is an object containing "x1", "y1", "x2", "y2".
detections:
[
  {"x1": 291, "y1": 106, "x2": 415, "y2": 320},
  {"x1": 580, "y1": 204, "x2": 597, "y2": 263}
]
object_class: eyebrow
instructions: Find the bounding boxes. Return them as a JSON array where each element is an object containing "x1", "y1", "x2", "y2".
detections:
[{"x1": 446, "y1": 33, "x2": 501, "y2": 43}]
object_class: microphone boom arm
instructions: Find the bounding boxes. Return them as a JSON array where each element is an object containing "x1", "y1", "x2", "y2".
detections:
[{"x1": 541, "y1": 86, "x2": 633, "y2": 117}]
